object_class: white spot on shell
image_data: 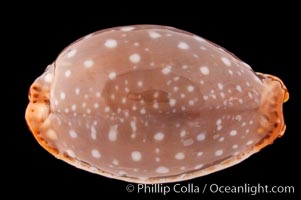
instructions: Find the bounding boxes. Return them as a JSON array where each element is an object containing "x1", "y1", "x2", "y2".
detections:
[
  {"x1": 105, "y1": 39, "x2": 117, "y2": 48},
  {"x1": 84, "y1": 59, "x2": 94, "y2": 68},
  {"x1": 197, "y1": 152, "x2": 203, "y2": 157},
  {"x1": 182, "y1": 65, "x2": 188, "y2": 69},
  {"x1": 169, "y1": 99, "x2": 176, "y2": 107},
  {"x1": 200, "y1": 66, "x2": 210, "y2": 75},
  {"x1": 105, "y1": 106, "x2": 110, "y2": 112},
  {"x1": 132, "y1": 105, "x2": 137, "y2": 111},
  {"x1": 180, "y1": 130, "x2": 186, "y2": 137},
  {"x1": 140, "y1": 108, "x2": 146, "y2": 114},
  {"x1": 236, "y1": 85, "x2": 242, "y2": 93},
  {"x1": 221, "y1": 57, "x2": 231, "y2": 66},
  {"x1": 183, "y1": 139, "x2": 193, "y2": 146},
  {"x1": 187, "y1": 85, "x2": 194, "y2": 92},
  {"x1": 196, "y1": 133, "x2": 206, "y2": 141},
  {"x1": 108, "y1": 125, "x2": 118, "y2": 141},
  {"x1": 91, "y1": 149, "x2": 101, "y2": 158},
  {"x1": 93, "y1": 103, "x2": 99, "y2": 109},
  {"x1": 121, "y1": 26, "x2": 135, "y2": 31},
  {"x1": 156, "y1": 166, "x2": 170, "y2": 174},
  {"x1": 246, "y1": 140, "x2": 254, "y2": 145},
  {"x1": 217, "y1": 83, "x2": 223, "y2": 90},
  {"x1": 108, "y1": 72, "x2": 117, "y2": 80},
  {"x1": 91, "y1": 126, "x2": 97, "y2": 140},
  {"x1": 112, "y1": 159, "x2": 119, "y2": 165},
  {"x1": 154, "y1": 132, "x2": 165, "y2": 141},
  {"x1": 65, "y1": 70, "x2": 71, "y2": 78},
  {"x1": 162, "y1": 65, "x2": 172, "y2": 75},
  {"x1": 66, "y1": 149, "x2": 76, "y2": 157},
  {"x1": 60, "y1": 92, "x2": 66, "y2": 100},
  {"x1": 130, "y1": 120, "x2": 136, "y2": 132},
  {"x1": 220, "y1": 92, "x2": 225, "y2": 98},
  {"x1": 188, "y1": 100, "x2": 195, "y2": 106},
  {"x1": 66, "y1": 49, "x2": 77, "y2": 58},
  {"x1": 230, "y1": 130, "x2": 237, "y2": 136},
  {"x1": 75, "y1": 88, "x2": 80, "y2": 95},
  {"x1": 217, "y1": 125, "x2": 223, "y2": 131},
  {"x1": 248, "y1": 92, "x2": 253, "y2": 99},
  {"x1": 178, "y1": 42, "x2": 189, "y2": 49},
  {"x1": 137, "y1": 81, "x2": 143, "y2": 87},
  {"x1": 131, "y1": 151, "x2": 142, "y2": 161},
  {"x1": 194, "y1": 164, "x2": 204, "y2": 170},
  {"x1": 129, "y1": 53, "x2": 141, "y2": 63},
  {"x1": 215, "y1": 149, "x2": 223, "y2": 156},
  {"x1": 148, "y1": 31, "x2": 161, "y2": 39},
  {"x1": 69, "y1": 130, "x2": 78, "y2": 138},
  {"x1": 175, "y1": 152, "x2": 185, "y2": 160}
]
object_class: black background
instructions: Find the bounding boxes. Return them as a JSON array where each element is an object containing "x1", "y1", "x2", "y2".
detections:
[{"x1": 7, "y1": 2, "x2": 300, "y2": 200}]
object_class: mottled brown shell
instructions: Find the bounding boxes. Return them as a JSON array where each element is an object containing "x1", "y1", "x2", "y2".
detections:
[{"x1": 26, "y1": 25, "x2": 288, "y2": 183}]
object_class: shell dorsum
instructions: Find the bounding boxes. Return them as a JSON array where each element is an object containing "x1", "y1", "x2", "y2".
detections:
[{"x1": 25, "y1": 25, "x2": 288, "y2": 183}]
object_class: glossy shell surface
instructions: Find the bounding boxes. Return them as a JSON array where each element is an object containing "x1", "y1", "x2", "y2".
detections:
[{"x1": 26, "y1": 25, "x2": 288, "y2": 183}]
